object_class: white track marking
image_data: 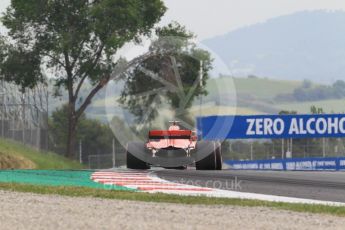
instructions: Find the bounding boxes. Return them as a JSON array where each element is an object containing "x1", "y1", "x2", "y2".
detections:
[
  {"x1": 92, "y1": 170, "x2": 214, "y2": 192},
  {"x1": 91, "y1": 170, "x2": 345, "y2": 206}
]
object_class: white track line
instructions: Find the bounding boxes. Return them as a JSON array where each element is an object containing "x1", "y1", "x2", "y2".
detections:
[{"x1": 92, "y1": 170, "x2": 215, "y2": 192}]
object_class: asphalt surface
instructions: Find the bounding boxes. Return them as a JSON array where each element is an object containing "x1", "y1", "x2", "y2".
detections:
[{"x1": 155, "y1": 170, "x2": 345, "y2": 203}]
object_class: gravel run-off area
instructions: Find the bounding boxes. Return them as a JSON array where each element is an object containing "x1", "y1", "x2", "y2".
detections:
[{"x1": 0, "y1": 190, "x2": 344, "y2": 230}]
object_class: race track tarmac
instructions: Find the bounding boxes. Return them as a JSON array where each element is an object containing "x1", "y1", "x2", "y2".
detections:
[{"x1": 156, "y1": 170, "x2": 345, "y2": 202}]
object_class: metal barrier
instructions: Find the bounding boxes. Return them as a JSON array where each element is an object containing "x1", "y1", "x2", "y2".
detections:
[
  {"x1": 88, "y1": 151, "x2": 126, "y2": 169},
  {"x1": 225, "y1": 157, "x2": 345, "y2": 171},
  {"x1": 0, "y1": 81, "x2": 48, "y2": 150}
]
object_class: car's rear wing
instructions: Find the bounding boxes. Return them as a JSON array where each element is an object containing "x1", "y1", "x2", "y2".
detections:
[{"x1": 149, "y1": 130, "x2": 192, "y2": 139}]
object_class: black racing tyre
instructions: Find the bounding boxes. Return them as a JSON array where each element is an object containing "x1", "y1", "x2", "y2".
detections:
[
  {"x1": 126, "y1": 143, "x2": 150, "y2": 170},
  {"x1": 215, "y1": 142, "x2": 223, "y2": 170},
  {"x1": 196, "y1": 141, "x2": 217, "y2": 170}
]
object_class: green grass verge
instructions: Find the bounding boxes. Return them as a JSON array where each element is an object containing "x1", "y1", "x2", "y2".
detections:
[
  {"x1": 208, "y1": 77, "x2": 301, "y2": 100},
  {"x1": 1, "y1": 182, "x2": 345, "y2": 217},
  {"x1": 0, "y1": 139, "x2": 83, "y2": 169}
]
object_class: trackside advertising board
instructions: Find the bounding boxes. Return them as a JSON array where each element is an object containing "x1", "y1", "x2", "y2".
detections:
[
  {"x1": 225, "y1": 157, "x2": 345, "y2": 171},
  {"x1": 197, "y1": 114, "x2": 345, "y2": 140}
]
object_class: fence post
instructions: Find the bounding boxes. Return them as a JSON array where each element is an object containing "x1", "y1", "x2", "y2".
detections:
[
  {"x1": 1, "y1": 80, "x2": 3, "y2": 137},
  {"x1": 322, "y1": 138, "x2": 326, "y2": 158},
  {"x1": 21, "y1": 93, "x2": 25, "y2": 144},
  {"x1": 290, "y1": 138, "x2": 293, "y2": 157},
  {"x1": 79, "y1": 140, "x2": 83, "y2": 164},
  {"x1": 281, "y1": 139, "x2": 284, "y2": 159},
  {"x1": 250, "y1": 141, "x2": 253, "y2": 160},
  {"x1": 112, "y1": 138, "x2": 116, "y2": 168}
]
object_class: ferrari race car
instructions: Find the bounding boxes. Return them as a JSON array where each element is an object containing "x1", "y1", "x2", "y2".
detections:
[{"x1": 126, "y1": 121, "x2": 222, "y2": 170}]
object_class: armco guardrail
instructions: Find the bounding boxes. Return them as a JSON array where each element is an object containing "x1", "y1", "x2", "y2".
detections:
[{"x1": 225, "y1": 157, "x2": 345, "y2": 171}]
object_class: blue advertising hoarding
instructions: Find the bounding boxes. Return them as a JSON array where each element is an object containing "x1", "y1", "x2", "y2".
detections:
[
  {"x1": 197, "y1": 114, "x2": 345, "y2": 140},
  {"x1": 225, "y1": 157, "x2": 345, "y2": 171}
]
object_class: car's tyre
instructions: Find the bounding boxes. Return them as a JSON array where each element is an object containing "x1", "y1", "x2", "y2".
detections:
[
  {"x1": 195, "y1": 141, "x2": 217, "y2": 170},
  {"x1": 215, "y1": 142, "x2": 223, "y2": 170},
  {"x1": 126, "y1": 142, "x2": 150, "y2": 170}
]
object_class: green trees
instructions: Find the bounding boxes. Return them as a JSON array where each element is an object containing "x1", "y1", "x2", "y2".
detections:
[
  {"x1": 119, "y1": 23, "x2": 212, "y2": 124},
  {"x1": 276, "y1": 80, "x2": 345, "y2": 102},
  {"x1": 0, "y1": 41, "x2": 44, "y2": 92},
  {"x1": 0, "y1": 0, "x2": 166, "y2": 157},
  {"x1": 49, "y1": 105, "x2": 114, "y2": 160}
]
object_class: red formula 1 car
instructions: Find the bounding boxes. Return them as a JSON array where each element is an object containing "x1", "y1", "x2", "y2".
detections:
[{"x1": 126, "y1": 121, "x2": 222, "y2": 170}]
